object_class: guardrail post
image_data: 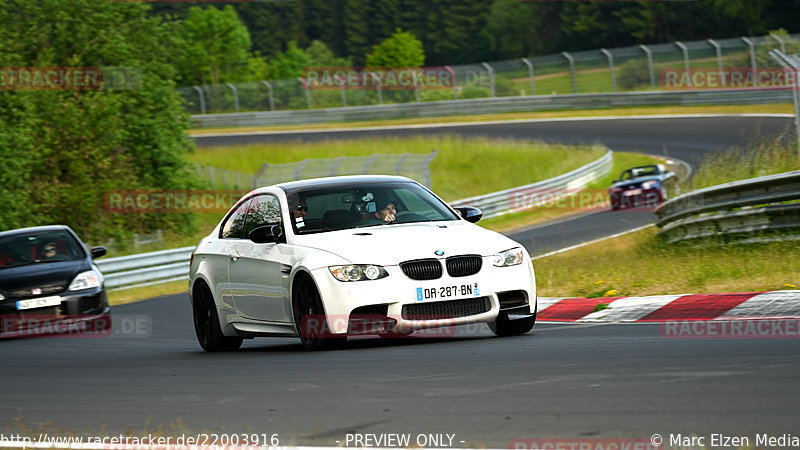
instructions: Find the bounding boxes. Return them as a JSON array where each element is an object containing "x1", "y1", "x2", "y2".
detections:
[
  {"x1": 481, "y1": 62, "x2": 496, "y2": 97},
  {"x1": 298, "y1": 77, "x2": 311, "y2": 109},
  {"x1": 192, "y1": 86, "x2": 206, "y2": 114},
  {"x1": 226, "y1": 83, "x2": 240, "y2": 113},
  {"x1": 371, "y1": 72, "x2": 383, "y2": 104},
  {"x1": 261, "y1": 81, "x2": 275, "y2": 111},
  {"x1": 424, "y1": 150, "x2": 438, "y2": 187},
  {"x1": 771, "y1": 33, "x2": 787, "y2": 53},
  {"x1": 769, "y1": 50, "x2": 800, "y2": 155},
  {"x1": 601, "y1": 49, "x2": 616, "y2": 92},
  {"x1": 444, "y1": 66, "x2": 458, "y2": 100},
  {"x1": 708, "y1": 39, "x2": 725, "y2": 88},
  {"x1": 675, "y1": 42, "x2": 691, "y2": 87},
  {"x1": 521, "y1": 58, "x2": 535, "y2": 95},
  {"x1": 741, "y1": 37, "x2": 757, "y2": 81},
  {"x1": 639, "y1": 45, "x2": 656, "y2": 87},
  {"x1": 562, "y1": 52, "x2": 577, "y2": 93}
]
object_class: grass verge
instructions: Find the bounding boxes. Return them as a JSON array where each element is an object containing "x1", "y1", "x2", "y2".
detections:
[
  {"x1": 535, "y1": 227, "x2": 799, "y2": 298},
  {"x1": 189, "y1": 104, "x2": 791, "y2": 134},
  {"x1": 188, "y1": 135, "x2": 605, "y2": 202}
]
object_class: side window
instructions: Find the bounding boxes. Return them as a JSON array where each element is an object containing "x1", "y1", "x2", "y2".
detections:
[
  {"x1": 221, "y1": 198, "x2": 252, "y2": 239},
  {"x1": 243, "y1": 195, "x2": 282, "y2": 236}
]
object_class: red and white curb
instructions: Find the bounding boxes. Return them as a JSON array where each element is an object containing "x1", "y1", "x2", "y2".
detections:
[{"x1": 537, "y1": 290, "x2": 800, "y2": 322}]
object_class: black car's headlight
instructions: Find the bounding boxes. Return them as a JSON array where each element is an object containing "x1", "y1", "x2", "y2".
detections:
[
  {"x1": 493, "y1": 248, "x2": 524, "y2": 267},
  {"x1": 329, "y1": 265, "x2": 389, "y2": 282},
  {"x1": 641, "y1": 180, "x2": 660, "y2": 189},
  {"x1": 0, "y1": 292, "x2": 4, "y2": 301},
  {"x1": 69, "y1": 270, "x2": 101, "y2": 291}
]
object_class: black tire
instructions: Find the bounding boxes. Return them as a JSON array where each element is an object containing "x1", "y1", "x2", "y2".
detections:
[
  {"x1": 292, "y1": 276, "x2": 346, "y2": 351},
  {"x1": 488, "y1": 311, "x2": 536, "y2": 337},
  {"x1": 192, "y1": 283, "x2": 242, "y2": 352}
]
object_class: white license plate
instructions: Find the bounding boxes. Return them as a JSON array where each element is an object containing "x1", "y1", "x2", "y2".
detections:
[
  {"x1": 624, "y1": 189, "x2": 642, "y2": 196},
  {"x1": 415, "y1": 282, "x2": 480, "y2": 302},
  {"x1": 17, "y1": 296, "x2": 62, "y2": 311}
]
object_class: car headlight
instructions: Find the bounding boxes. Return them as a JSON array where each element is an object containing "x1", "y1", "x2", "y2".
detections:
[
  {"x1": 493, "y1": 248, "x2": 524, "y2": 267},
  {"x1": 0, "y1": 292, "x2": 4, "y2": 301},
  {"x1": 329, "y1": 265, "x2": 389, "y2": 282},
  {"x1": 69, "y1": 270, "x2": 101, "y2": 291},
  {"x1": 642, "y1": 180, "x2": 660, "y2": 189}
]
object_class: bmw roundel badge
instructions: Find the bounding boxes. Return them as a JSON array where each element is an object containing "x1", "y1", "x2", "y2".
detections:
[{"x1": 434, "y1": 250, "x2": 445, "y2": 256}]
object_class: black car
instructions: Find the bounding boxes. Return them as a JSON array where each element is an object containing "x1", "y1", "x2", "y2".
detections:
[
  {"x1": 0, "y1": 225, "x2": 110, "y2": 338},
  {"x1": 609, "y1": 164, "x2": 676, "y2": 211}
]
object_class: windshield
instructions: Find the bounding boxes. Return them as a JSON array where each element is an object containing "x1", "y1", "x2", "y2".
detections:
[
  {"x1": 0, "y1": 230, "x2": 86, "y2": 269},
  {"x1": 620, "y1": 166, "x2": 660, "y2": 180},
  {"x1": 286, "y1": 181, "x2": 459, "y2": 235}
]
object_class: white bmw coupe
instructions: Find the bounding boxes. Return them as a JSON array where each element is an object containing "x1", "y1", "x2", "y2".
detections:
[{"x1": 189, "y1": 175, "x2": 537, "y2": 351}]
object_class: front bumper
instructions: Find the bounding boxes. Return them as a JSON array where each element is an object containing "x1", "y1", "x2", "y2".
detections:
[
  {"x1": 0, "y1": 287, "x2": 111, "y2": 338},
  {"x1": 309, "y1": 256, "x2": 536, "y2": 335}
]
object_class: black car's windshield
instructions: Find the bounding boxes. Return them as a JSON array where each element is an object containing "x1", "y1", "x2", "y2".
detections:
[
  {"x1": 620, "y1": 166, "x2": 660, "y2": 180},
  {"x1": 0, "y1": 230, "x2": 86, "y2": 269},
  {"x1": 286, "y1": 181, "x2": 459, "y2": 235}
]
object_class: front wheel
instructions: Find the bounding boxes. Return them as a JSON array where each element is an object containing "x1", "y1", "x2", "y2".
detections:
[
  {"x1": 488, "y1": 312, "x2": 536, "y2": 337},
  {"x1": 292, "y1": 277, "x2": 346, "y2": 351},
  {"x1": 192, "y1": 285, "x2": 242, "y2": 352}
]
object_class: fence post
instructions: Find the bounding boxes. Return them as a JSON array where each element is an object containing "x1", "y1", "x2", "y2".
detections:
[
  {"x1": 482, "y1": 62, "x2": 496, "y2": 97},
  {"x1": 261, "y1": 81, "x2": 275, "y2": 111},
  {"x1": 335, "y1": 74, "x2": 347, "y2": 107},
  {"x1": 675, "y1": 42, "x2": 691, "y2": 87},
  {"x1": 298, "y1": 77, "x2": 311, "y2": 109},
  {"x1": 521, "y1": 58, "x2": 535, "y2": 95},
  {"x1": 192, "y1": 86, "x2": 206, "y2": 114},
  {"x1": 601, "y1": 49, "x2": 616, "y2": 92},
  {"x1": 769, "y1": 50, "x2": 800, "y2": 155},
  {"x1": 226, "y1": 83, "x2": 240, "y2": 113},
  {"x1": 294, "y1": 160, "x2": 309, "y2": 181},
  {"x1": 413, "y1": 69, "x2": 421, "y2": 102},
  {"x1": 772, "y1": 33, "x2": 787, "y2": 53},
  {"x1": 639, "y1": 45, "x2": 656, "y2": 88},
  {"x1": 707, "y1": 39, "x2": 724, "y2": 88},
  {"x1": 741, "y1": 37, "x2": 757, "y2": 81},
  {"x1": 362, "y1": 154, "x2": 378, "y2": 174},
  {"x1": 562, "y1": 52, "x2": 577, "y2": 93},
  {"x1": 394, "y1": 153, "x2": 410, "y2": 175}
]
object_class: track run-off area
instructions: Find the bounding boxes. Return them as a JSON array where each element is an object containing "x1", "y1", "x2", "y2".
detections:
[{"x1": 1, "y1": 115, "x2": 798, "y2": 448}]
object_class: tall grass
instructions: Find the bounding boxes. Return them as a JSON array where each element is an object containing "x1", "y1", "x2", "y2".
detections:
[
  {"x1": 188, "y1": 135, "x2": 606, "y2": 201},
  {"x1": 688, "y1": 132, "x2": 800, "y2": 190}
]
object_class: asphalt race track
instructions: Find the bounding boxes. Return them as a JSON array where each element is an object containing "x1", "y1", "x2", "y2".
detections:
[
  {"x1": 2, "y1": 116, "x2": 798, "y2": 446},
  {"x1": 2, "y1": 297, "x2": 799, "y2": 446}
]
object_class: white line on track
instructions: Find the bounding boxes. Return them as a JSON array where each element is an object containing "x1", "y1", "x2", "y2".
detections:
[{"x1": 530, "y1": 224, "x2": 655, "y2": 260}]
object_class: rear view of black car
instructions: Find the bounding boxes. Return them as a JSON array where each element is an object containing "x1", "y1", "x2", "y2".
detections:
[{"x1": 0, "y1": 225, "x2": 110, "y2": 338}]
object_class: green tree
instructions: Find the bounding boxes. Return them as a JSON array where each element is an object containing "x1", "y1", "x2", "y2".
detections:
[
  {"x1": 267, "y1": 41, "x2": 311, "y2": 79},
  {"x1": 177, "y1": 5, "x2": 252, "y2": 85},
  {"x1": 366, "y1": 29, "x2": 425, "y2": 68},
  {"x1": 0, "y1": 0, "x2": 200, "y2": 243}
]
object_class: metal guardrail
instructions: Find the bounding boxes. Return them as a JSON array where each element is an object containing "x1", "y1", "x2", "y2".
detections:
[
  {"x1": 96, "y1": 246, "x2": 194, "y2": 290},
  {"x1": 451, "y1": 150, "x2": 612, "y2": 218},
  {"x1": 655, "y1": 170, "x2": 800, "y2": 243},
  {"x1": 98, "y1": 151, "x2": 611, "y2": 290},
  {"x1": 190, "y1": 89, "x2": 792, "y2": 128}
]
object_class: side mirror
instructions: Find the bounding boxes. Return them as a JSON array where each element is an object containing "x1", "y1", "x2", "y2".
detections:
[
  {"x1": 248, "y1": 225, "x2": 283, "y2": 244},
  {"x1": 90, "y1": 246, "x2": 107, "y2": 259},
  {"x1": 453, "y1": 206, "x2": 483, "y2": 224}
]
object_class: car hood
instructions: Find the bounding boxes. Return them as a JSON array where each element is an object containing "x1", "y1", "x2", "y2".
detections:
[
  {"x1": 611, "y1": 175, "x2": 663, "y2": 189},
  {"x1": 0, "y1": 259, "x2": 90, "y2": 294},
  {"x1": 292, "y1": 221, "x2": 519, "y2": 265}
]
